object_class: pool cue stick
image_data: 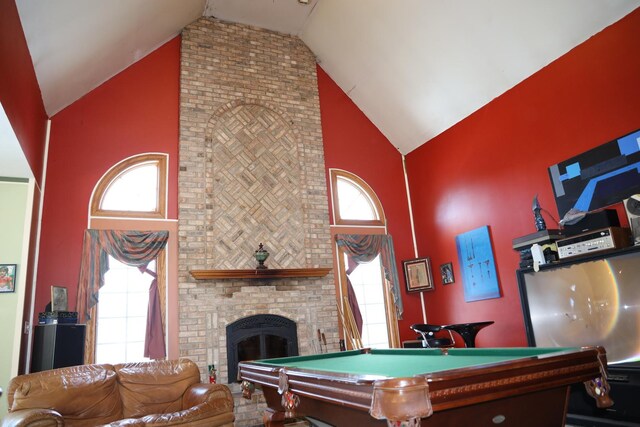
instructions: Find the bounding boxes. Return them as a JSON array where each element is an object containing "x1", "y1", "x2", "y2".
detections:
[
  {"x1": 343, "y1": 296, "x2": 363, "y2": 349},
  {"x1": 336, "y1": 301, "x2": 356, "y2": 349}
]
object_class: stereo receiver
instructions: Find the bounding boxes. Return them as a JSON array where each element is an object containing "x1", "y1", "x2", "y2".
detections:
[{"x1": 556, "y1": 227, "x2": 630, "y2": 260}]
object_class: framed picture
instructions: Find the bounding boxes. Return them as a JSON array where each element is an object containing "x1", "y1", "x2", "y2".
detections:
[
  {"x1": 440, "y1": 262, "x2": 455, "y2": 285},
  {"x1": 403, "y1": 257, "x2": 434, "y2": 293},
  {"x1": 51, "y1": 286, "x2": 68, "y2": 312},
  {"x1": 0, "y1": 264, "x2": 17, "y2": 293}
]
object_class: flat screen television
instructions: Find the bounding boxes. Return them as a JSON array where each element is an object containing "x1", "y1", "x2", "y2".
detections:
[{"x1": 517, "y1": 246, "x2": 640, "y2": 369}]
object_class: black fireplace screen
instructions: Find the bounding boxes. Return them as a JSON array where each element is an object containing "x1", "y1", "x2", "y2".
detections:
[{"x1": 226, "y1": 314, "x2": 298, "y2": 383}]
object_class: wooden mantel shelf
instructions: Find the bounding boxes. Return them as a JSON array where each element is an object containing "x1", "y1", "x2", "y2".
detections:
[{"x1": 190, "y1": 267, "x2": 333, "y2": 280}]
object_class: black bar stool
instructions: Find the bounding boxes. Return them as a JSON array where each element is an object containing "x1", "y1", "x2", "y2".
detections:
[
  {"x1": 409, "y1": 324, "x2": 456, "y2": 348},
  {"x1": 442, "y1": 321, "x2": 494, "y2": 348}
]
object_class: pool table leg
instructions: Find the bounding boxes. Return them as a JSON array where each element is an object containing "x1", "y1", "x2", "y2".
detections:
[
  {"x1": 584, "y1": 375, "x2": 613, "y2": 408},
  {"x1": 263, "y1": 408, "x2": 287, "y2": 427},
  {"x1": 583, "y1": 347, "x2": 614, "y2": 409}
]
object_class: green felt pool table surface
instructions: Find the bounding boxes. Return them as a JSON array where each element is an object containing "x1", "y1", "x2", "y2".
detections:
[{"x1": 256, "y1": 347, "x2": 576, "y2": 378}]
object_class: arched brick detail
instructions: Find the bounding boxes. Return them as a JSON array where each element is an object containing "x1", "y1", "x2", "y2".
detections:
[{"x1": 205, "y1": 101, "x2": 304, "y2": 268}]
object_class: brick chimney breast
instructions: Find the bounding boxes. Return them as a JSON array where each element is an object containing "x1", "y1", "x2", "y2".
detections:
[{"x1": 179, "y1": 18, "x2": 337, "y2": 426}]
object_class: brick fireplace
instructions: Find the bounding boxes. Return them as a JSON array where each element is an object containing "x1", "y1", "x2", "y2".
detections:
[{"x1": 178, "y1": 18, "x2": 338, "y2": 426}]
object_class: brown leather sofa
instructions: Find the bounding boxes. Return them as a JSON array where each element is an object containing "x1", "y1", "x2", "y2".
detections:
[{"x1": 2, "y1": 359, "x2": 234, "y2": 427}]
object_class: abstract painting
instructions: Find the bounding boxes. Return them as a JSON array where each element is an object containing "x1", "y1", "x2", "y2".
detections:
[
  {"x1": 548, "y1": 128, "x2": 640, "y2": 218},
  {"x1": 455, "y1": 226, "x2": 500, "y2": 302}
]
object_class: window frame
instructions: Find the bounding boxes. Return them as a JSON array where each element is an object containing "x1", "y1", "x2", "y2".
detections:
[
  {"x1": 329, "y1": 169, "x2": 400, "y2": 349},
  {"x1": 84, "y1": 152, "x2": 171, "y2": 364},
  {"x1": 85, "y1": 248, "x2": 167, "y2": 364},
  {"x1": 90, "y1": 153, "x2": 167, "y2": 219},
  {"x1": 330, "y1": 169, "x2": 385, "y2": 227},
  {"x1": 337, "y1": 245, "x2": 401, "y2": 349}
]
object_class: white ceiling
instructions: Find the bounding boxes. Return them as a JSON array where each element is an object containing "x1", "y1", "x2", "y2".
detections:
[
  {"x1": 15, "y1": 0, "x2": 206, "y2": 123},
  {"x1": 204, "y1": 0, "x2": 320, "y2": 35},
  {"x1": 302, "y1": 1, "x2": 639, "y2": 153},
  {"x1": 8, "y1": 0, "x2": 640, "y2": 178}
]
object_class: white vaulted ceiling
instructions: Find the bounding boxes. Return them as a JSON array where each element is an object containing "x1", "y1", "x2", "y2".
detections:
[
  {"x1": 14, "y1": 0, "x2": 640, "y2": 156},
  {"x1": 15, "y1": 0, "x2": 206, "y2": 122},
  {"x1": 300, "y1": 1, "x2": 640, "y2": 153}
]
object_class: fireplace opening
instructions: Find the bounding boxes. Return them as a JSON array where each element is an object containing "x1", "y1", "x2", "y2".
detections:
[{"x1": 226, "y1": 314, "x2": 298, "y2": 383}]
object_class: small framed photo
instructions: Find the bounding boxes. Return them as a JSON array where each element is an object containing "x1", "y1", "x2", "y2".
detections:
[
  {"x1": 403, "y1": 257, "x2": 434, "y2": 293},
  {"x1": 0, "y1": 264, "x2": 17, "y2": 293},
  {"x1": 51, "y1": 286, "x2": 68, "y2": 312},
  {"x1": 440, "y1": 262, "x2": 455, "y2": 285}
]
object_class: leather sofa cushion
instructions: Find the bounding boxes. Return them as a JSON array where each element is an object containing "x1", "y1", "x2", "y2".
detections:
[
  {"x1": 114, "y1": 359, "x2": 200, "y2": 418},
  {"x1": 9, "y1": 364, "x2": 123, "y2": 426}
]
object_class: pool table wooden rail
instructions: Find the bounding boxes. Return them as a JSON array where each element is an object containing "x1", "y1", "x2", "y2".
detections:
[
  {"x1": 240, "y1": 364, "x2": 377, "y2": 411},
  {"x1": 238, "y1": 346, "x2": 611, "y2": 426}
]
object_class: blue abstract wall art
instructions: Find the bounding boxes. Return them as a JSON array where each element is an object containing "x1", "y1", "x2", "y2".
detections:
[
  {"x1": 548, "y1": 128, "x2": 640, "y2": 218},
  {"x1": 455, "y1": 225, "x2": 501, "y2": 302}
]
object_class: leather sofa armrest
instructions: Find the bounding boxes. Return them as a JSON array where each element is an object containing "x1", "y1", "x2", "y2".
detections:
[
  {"x1": 1, "y1": 408, "x2": 64, "y2": 427},
  {"x1": 134, "y1": 384, "x2": 234, "y2": 426},
  {"x1": 102, "y1": 384, "x2": 235, "y2": 427},
  {"x1": 182, "y1": 383, "x2": 234, "y2": 413}
]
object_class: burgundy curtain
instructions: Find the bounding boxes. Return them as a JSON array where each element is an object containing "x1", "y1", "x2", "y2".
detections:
[
  {"x1": 76, "y1": 229, "x2": 169, "y2": 359},
  {"x1": 345, "y1": 257, "x2": 363, "y2": 334},
  {"x1": 335, "y1": 234, "x2": 404, "y2": 319},
  {"x1": 138, "y1": 265, "x2": 165, "y2": 359}
]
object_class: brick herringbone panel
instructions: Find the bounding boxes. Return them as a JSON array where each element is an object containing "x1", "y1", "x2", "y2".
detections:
[{"x1": 207, "y1": 104, "x2": 304, "y2": 269}]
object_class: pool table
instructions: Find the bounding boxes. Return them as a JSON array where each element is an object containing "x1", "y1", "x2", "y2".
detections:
[{"x1": 238, "y1": 347, "x2": 612, "y2": 426}]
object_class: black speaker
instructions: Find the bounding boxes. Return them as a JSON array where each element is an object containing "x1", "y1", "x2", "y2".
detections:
[
  {"x1": 564, "y1": 209, "x2": 620, "y2": 236},
  {"x1": 31, "y1": 324, "x2": 85, "y2": 372}
]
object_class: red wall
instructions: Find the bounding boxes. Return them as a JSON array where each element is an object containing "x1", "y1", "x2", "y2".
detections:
[
  {"x1": 35, "y1": 37, "x2": 181, "y2": 317},
  {"x1": 405, "y1": 9, "x2": 640, "y2": 347},
  {"x1": 0, "y1": 0, "x2": 48, "y2": 182},
  {"x1": 317, "y1": 66, "x2": 424, "y2": 342}
]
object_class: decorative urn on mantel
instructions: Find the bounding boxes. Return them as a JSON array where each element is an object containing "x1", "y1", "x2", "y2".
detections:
[
  {"x1": 190, "y1": 242, "x2": 333, "y2": 280},
  {"x1": 254, "y1": 243, "x2": 269, "y2": 269}
]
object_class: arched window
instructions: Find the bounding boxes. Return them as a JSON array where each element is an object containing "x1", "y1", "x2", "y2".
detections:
[
  {"x1": 331, "y1": 170, "x2": 385, "y2": 226},
  {"x1": 91, "y1": 154, "x2": 167, "y2": 218},
  {"x1": 83, "y1": 153, "x2": 170, "y2": 365},
  {"x1": 329, "y1": 169, "x2": 400, "y2": 350}
]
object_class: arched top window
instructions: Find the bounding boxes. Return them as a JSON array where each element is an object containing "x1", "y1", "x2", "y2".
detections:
[
  {"x1": 330, "y1": 169, "x2": 385, "y2": 227},
  {"x1": 329, "y1": 169, "x2": 399, "y2": 349},
  {"x1": 91, "y1": 153, "x2": 167, "y2": 219}
]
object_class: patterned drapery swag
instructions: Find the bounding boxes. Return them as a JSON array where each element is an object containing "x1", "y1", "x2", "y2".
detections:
[
  {"x1": 77, "y1": 229, "x2": 169, "y2": 359},
  {"x1": 335, "y1": 234, "x2": 404, "y2": 319}
]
